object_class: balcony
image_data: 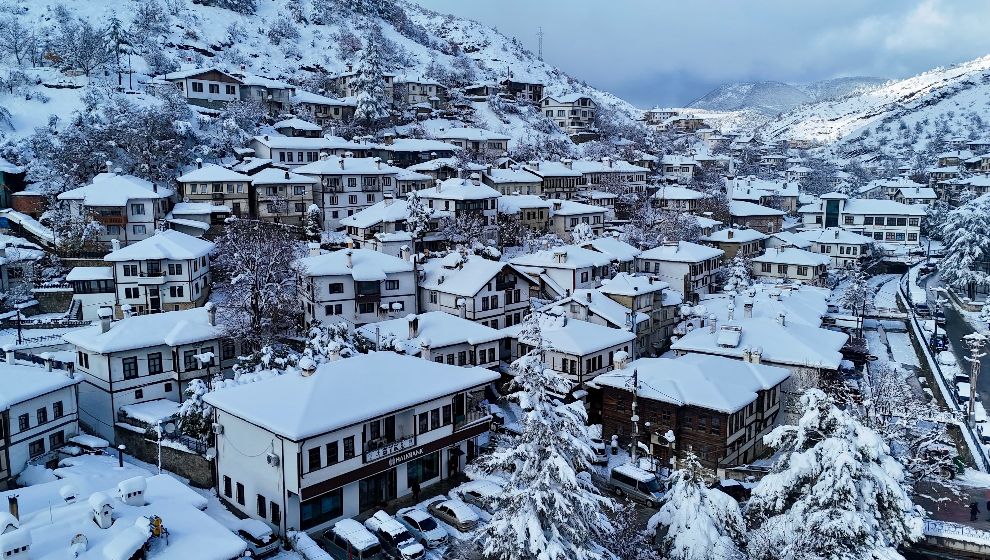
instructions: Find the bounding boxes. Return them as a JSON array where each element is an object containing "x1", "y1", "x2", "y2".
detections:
[
  {"x1": 454, "y1": 409, "x2": 489, "y2": 431},
  {"x1": 136, "y1": 271, "x2": 167, "y2": 285},
  {"x1": 364, "y1": 434, "x2": 416, "y2": 462},
  {"x1": 94, "y1": 214, "x2": 127, "y2": 226}
]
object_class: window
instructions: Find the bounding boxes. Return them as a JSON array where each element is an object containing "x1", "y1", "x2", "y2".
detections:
[
  {"x1": 192, "y1": 82, "x2": 203, "y2": 93},
  {"x1": 225, "y1": 84, "x2": 236, "y2": 95},
  {"x1": 419, "y1": 412, "x2": 429, "y2": 433},
  {"x1": 328, "y1": 283, "x2": 344, "y2": 294},
  {"x1": 864, "y1": 216, "x2": 874, "y2": 225},
  {"x1": 53, "y1": 401, "x2": 63, "y2": 419},
  {"x1": 164, "y1": 383, "x2": 173, "y2": 392},
  {"x1": 909, "y1": 217, "x2": 920, "y2": 227},
  {"x1": 301, "y1": 488, "x2": 343, "y2": 530},
  {"x1": 797, "y1": 266, "x2": 809, "y2": 276},
  {"x1": 257, "y1": 494, "x2": 267, "y2": 518},
  {"x1": 123, "y1": 264, "x2": 138, "y2": 277},
  {"x1": 406, "y1": 451, "x2": 440, "y2": 485},
  {"x1": 124, "y1": 287, "x2": 140, "y2": 299},
  {"x1": 17, "y1": 414, "x2": 28, "y2": 431},
  {"x1": 169, "y1": 285, "x2": 185, "y2": 298},
  {"x1": 908, "y1": 233, "x2": 918, "y2": 242},
  {"x1": 130, "y1": 203, "x2": 146, "y2": 215},
  {"x1": 271, "y1": 502, "x2": 280, "y2": 525},
  {"x1": 168, "y1": 263, "x2": 183, "y2": 275},
  {"x1": 760, "y1": 263, "x2": 771, "y2": 273},
  {"x1": 36, "y1": 407, "x2": 47, "y2": 424},
  {"x1": 385, "y1": 280, "x2": 399, "y2": 291},
  {"x1": 222, "y1": 340, "x2": 236, "y2": 360},
  {"x1": 429, "y1": 291, "x2": 438, "y2": 304},
  {"x1": 324, "y1": 304, "x2": 342, "y2": 315},
  {"x1": 843, "y1": 215, "x2": 854, "y2": 225},
  {"x1": 123, "y1": 357, "x2": 139, "y2": 379},
  {"x1": 133, "y1": 225, "x2": 146, "y2": 235},
  {"x1": 343, "y1": 436, "x2": 355, "y2": 460},
  {"x1": 223, "y1": 476, "x2": 232, "y2": 498},
  {"x1": 50, "y1": 430, "x2": 64, "y2": 449},
  {"x1": 581, "y1": 271, "x2": 589, "y2": 283},
  {"x1": 77, "y1": 352, "x2": 90, "y2": 369},
  {"x1": 28, "y1": 439, "x2": 44, "y2": 458},
  {"x1": 208, "y1": 83, "x2": 219, "y2": 94},
  {"x1": 431, "y1": 408, "x2": 441, "y2": 429},
  {"x1": 358, "y1": 302, "x2": 375, "y2": 314},
  {"x1": 348, "y1": 195, "x2": 358, "y2": 205},
  {"x1": 366, "y1": 194, "x2": 375, "y2": 203},
  {"x1": 183, "y1": 350, "x2": 198, "y2": 370},
  {"x1": 326, "y1": 441, "x2": 338, "y2": 465},
  {"x1": 308, "y1": 447, "x2": 321, "y2": 471},
  {"x1": 777, "y1": 264, "x2": 787, "y2": 274},
  {"x1": 236, "y1": 483, "x2": 245, "y2": 505}
]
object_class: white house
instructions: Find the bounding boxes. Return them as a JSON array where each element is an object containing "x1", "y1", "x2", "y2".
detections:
[
  {"x1": 794, "y1": 227, "x2": 873, "y2": 269},
  {"x1": 636, "y1": 241, "x2": 724, "y2": 302},
  {"x1": 295, "y1": 154, "x2": 404, "y2": 231},
  {"x1": 510, "y1": 245, "x2": 614, "y2": 299},
  {"x1": 296, "y1": 248, "x2": 416, "y2": 329},
  {"x1": 66, "y1": 267, "x2": 115, "y2": 321},
  {"x1": 548, "y1": 199, "x2": 607, "y2": 241},
  {"x1": 0, "y1": 363, "x2": 80, "y2": 489},
  {"x1": 522, "y1": 159, "x2": 582, "y2": 199},
  {"x1": 580, "y1": 236, "x2": 642, "y2": 273},
  {"x1": 103, "y1": 230, "x2": 214, "y2": 317},
  {"x1": 433, "y1": 128, "x2": 510, "y2": 157},
  {"x1": 751, "y1": 247, "x2": 830, "y2": 285},
  {"x1": 252, "y1": 167, "x2": 319, "y2": 226},
  {"x1": 57, "y1": 171, "x2": 173, "y2": 248},
  {"x1": 414, "y1": 176, "x2": 501, "y2": 239},
  {"x1": 652, "y1": 185, "x2": 704, "y2": 212},
  {"x1": 63, "y1": 306, "x2": 230, "y2": 442},
  {"x1": 799, "y1": 193, "x2": 925, "y2": 245},
  {"x1": 541, "y1": 94, "x2": 596, "y2": 135},
  {"x1": 357, "y1": 312, "x2": 502, "y2": 369},
  {"x1": 204, "y1": 353, "x2": 499, "y2": 535},
  {"x1": 175, "y1": 162, "x2": 252, "y2": 219},
  {"x1": 419, "y1": 254, "x2": 537, "y2": 330}
]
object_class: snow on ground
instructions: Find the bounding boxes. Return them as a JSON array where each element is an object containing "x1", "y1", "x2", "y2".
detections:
[{"x1": 888, "y1": 332, "x2": 921, "y2": 368}]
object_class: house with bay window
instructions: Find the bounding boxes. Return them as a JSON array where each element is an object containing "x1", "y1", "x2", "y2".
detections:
[
  {"x1": 419, "y1": 255, "x2": 537, "y2": 330},
  {"x1": 295, "y1": 154, "x2": 404, "y2": 231},
  {"x1": 204, "y1": 353, "x2": 498, "y2": 535},
  {"x1": 176, "y1": 161, "x2": 252, "y2": 219}
]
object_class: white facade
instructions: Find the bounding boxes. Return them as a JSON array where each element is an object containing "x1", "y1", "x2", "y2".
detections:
[
  {"x1": 541, "y1": 94, "x2": 596, "y2": 135},
  {"x1": 635, "y1": 242, "x2": 724, "y2": 302},
  {"x1": 799, "y1": 194, "x2": 925, "y2": 245},
  {"x1": 419, "y1": 257, "x2": 536, "y2": 330},
  {"x1": 57, "y1": 172, "x2": 173, "y2": 247},
  {"x1": 295, "y1": 155, "x2": 403, "y2": 231}
]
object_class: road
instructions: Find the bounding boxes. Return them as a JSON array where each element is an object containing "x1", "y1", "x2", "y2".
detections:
[{"x1": 923, "y1": 275, "x2": 990, "y2": 409}]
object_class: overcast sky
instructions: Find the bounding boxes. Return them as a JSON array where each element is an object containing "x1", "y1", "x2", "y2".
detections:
[{"x1": 415, "y1": 0, "x2": 990, "y2": 107}]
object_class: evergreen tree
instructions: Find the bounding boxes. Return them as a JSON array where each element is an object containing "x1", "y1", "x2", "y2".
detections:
[
  {"x1": 648, "y1": 453, "x2": 746, "y2": 560},
  {"x1": 405, "y1": 190, "x2": 433, "y2": 256},
  {"x1": 353, "y1": 34, "x2": 391, "y2": 126},
  {"x1": 304, "y1": 204, "x2": 323, "y2": 241},
  {"x1": 940, "y1": 194, "x2": 990, "y2": 300},
  {"x1": 746, "y1": 389, "x2": 923, "y2": 560},
  {"x1": 475, "y1": 312, "x2": 614, "y2": 560},
  {"x1": 840, "y1": 264, "x2": 870, "y2": 314},
  {"x1": 721, "y1": 255, "x2": 752, "y2": 294}
]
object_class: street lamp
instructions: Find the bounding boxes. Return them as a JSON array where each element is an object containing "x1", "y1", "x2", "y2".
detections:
[{"x1": 964, "y1": 333, "x2": 987, "y2": 426}]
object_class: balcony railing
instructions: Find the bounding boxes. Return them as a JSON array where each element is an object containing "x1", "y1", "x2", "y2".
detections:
[
  {"x1": 94, "y1": 215, "x2": 127, "y2": 226},
  {"x1": 364, "y1": 434, "x2": 416, "y2": 462},
  {"x1": 454, "y1": 410, "x2": 489, "y2": 431}
]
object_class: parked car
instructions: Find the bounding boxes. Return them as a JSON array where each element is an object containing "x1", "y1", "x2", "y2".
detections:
[
  {"x1": 935, "y1": 310, "x2": 946, "y2": 327},
  {"x1": 608, "y1": 464, "x2": 663, "y2": 508},
  {"x1": 450, "y1": 479, "x2": 504, "y2": 514},
  {"x1": 913, "y1": 302, "x2": 930, "y2": 317},
  {"x1": 590, "y1": 437, "x2": 609, "y2": 465},
  {"x1": 931, "y1": 333, "x2": 949, "y2": 352},
  {"x1": 236, "y1": 519, "x2": 280, "y2": 558},
  {"x1": 426, "y1": 498, "x2": 480, "y2": 532},
  {"x1": 364, "y1": 511, "x2": 425, "y2": 560},
  {"x1": 322, "y1": 519, "x2": 384, "y2": 560},
  {"x1": 396, "y1": 507, "x2": 449, "y2": 548}
]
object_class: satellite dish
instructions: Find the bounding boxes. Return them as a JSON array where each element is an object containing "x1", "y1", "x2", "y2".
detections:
[
  {"x1": 205, "y1": 448, "x2": 217, "y2": 461},
  {"x1": 163, "y1": 422, "x2": 177, "y2": 435}
]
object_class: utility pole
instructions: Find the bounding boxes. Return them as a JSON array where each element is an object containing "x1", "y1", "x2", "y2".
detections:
[
  {"x1": 537, "y1": 27, "x2": 544, "y2": 61},
  {"x1": 630, "y1": 368, "x2": 639, "y2": 463},
  {"x1": 965, "y1": 333, "x2": 987, "y2": 425},
  {"x1": 15, "y1": 308, "x2": 22, "y2": 345}
]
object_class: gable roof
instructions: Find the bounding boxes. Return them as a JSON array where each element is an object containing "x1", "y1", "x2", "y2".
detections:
[
  {"x1": 296, "y1": 248, "x2": 412, "y2": 280},
  {"x1": 638, "y1": 241, "x2": 724, "y2": 263},
  {"x1": 357, "y1": 311, "x2": 503, "y2": 353},
  {"x1": 729, "y1": 200, "x2": 786, "y2": 217},
  {"x1": 58, "y1": 173, "x2": 172, "y2": 206},
  {"x1": 752, "y1": 247, "x2": 831, "y2": 266},
  {"x1": 581, "y1": 237, "x2": 642, "y2": 263},
  {"x1": 63, "y1": 307, "x2": 223, "y2": 353},
  {"x1": 501, "y1": 315, "x2": 634, "y2": 355},
  {"x1": 546, "y1": 289, "x2": 649, "y2": 329},
  {"x1": 510, "y1": 245, "x2": 613, "y2": 270},
  {"x1": 420, "y1": 256, "x2": 534, "y2": 297},
  {"x1": 177, "y1": 163, "x2": 252, "y2": 184},
  {"x1": 104, "y1": 230, "x2": 214, "y2": 262}
]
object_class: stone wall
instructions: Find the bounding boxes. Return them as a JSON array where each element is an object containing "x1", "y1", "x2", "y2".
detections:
[
  {"x1": 32, "y1": 288, "x2": 73, "y2": 314},
  {"x1": 114, "y1": 425, "x2": 215, "y2": 489}
]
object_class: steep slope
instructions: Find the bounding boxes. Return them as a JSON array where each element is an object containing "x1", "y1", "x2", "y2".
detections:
[
  {"x1": 0, "y1": 0, "x2": 639, "y2": 146},
  {"x1": 690, "y1": 77, "x2": 886, "y2": 115},
  {"x1": 765, "y1": 55, "x2": 990, "y2": 148}
]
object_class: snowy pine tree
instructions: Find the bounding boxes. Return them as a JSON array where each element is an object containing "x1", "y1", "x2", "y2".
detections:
[
  {"x1": 839, "y1": 264, "x2": 870, "y2": 314},
  {"x1": 940, "y1": 194, "x2": 990, "y2": 300},
  {"x1": 648, "y1": 452, "x2": 746, "y2": 560},
  {"x1": 353, "y1": 34, "x2": 391, "y2": 126},
  {"x1": 746, "y1": 389, "x2": 923, "y2": 560},
  {"x1": 475, "y1": 312, "x2": 614, "y2": 560},
  {"x1": 721, "y1": 255, "x2": 752, "y2": 294},
  {"x1": 304, "y1": 204, "x2": 322, "y2": 241},
  {"x1": 405, "y1": 190, "x2": 433, "y2": 255}
]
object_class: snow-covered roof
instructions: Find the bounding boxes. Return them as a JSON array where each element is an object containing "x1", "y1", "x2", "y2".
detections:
[
  {"x1": 119, "y1": 399, "x2": 180, "y2": 425},
  {"x1": 251, "y1": 135, "x2": 336, "y2": 150},
  {"x1": 546, "y1": 289, "x2": 649, "y2": 329},
  {"x1": 420, "y1": 255, "x2": 533, "y2": 297},
  {"x1": 652, "y1": 185, "x2": 704, "y2": 201},
  {"x1": 768, "y1": 231, "x2": 812, "y2": 249},
  {"x1": 205, "y1": 353, "x2": 499, "y2": 440},
  {"x1": 291, "y1": 90, "x2": 356, "y2": 106},
  {"x1": 153, "y1": 66, "x2": 238, "y2": 81},
  {"x1": 542, "y1": 93, "x2": 592, "y2": 104},
  {"x1": 434, "y1": 127, "x2": 510, "y2": 142},
  {"x1": 357, "y1": 311, "x2": 503, "y2": 354},
  {"x1": 638, "y1": 241, "x2": 724, "y2": 263},
  {"x1": 752, "y1": 247, "x2": 830, "y2": 267},
  {"x1": 548, "y1": 198, "x2": 606, "y2": 217},
  {"x1": 896, "y1": 186, "x2": 937, "y2": 200},
  {"x1": 592, "y1": 354, "x2": 789, "y2": 413},
  {"x1": 396, "y1": 168, "x2": 433, "y2": 181},
  {"x1": 697, "y1": 284, "x2": 830, "y2": 328},
  {"x1": 273, "y1": 117, "x2": 321, "y2": 131},
  {"x1": 0, "y1": 363, "x2": 79, "y2": 410},
  {"x1": 598, "y1": 272, "x2": 669, "y2": 297},
  {"x1": 66, "y1": 266, "x2": 113, "y2": 282},
  {"x1": 250, "y1": 167, "x2": 319, "y2": 185},
  {"x1": 580, "y1": 237, "x2": 642, "y2": 263},
  {"x1": 381, "y1": 138, "x2": 461, "y2": 153},
  {"x1": 296, "y1": 248, "x2": 412, "y2": 280},
  {"x1": 569, "y1": 159, "x2": 648, "y2": 174},
  {"x1": 497, "y1": 195, "x2": 551, "y2": 214},
  {"x1": 701, "y1": 228, "x2": 767, "y2": 244},
  {"x1": 341, "y1": 198, "x2": 430, "y2": 229},
  {"x1": 407, "y1": 157, "x2": 485, "y2": 173},
  {"x1": 729, "y1": 200, "x2": 786, "y2": 217},
  {"x1": 228, "y1": 157, "x2": 273, "y2": 174},
  {"x1": 842, "y1": 198, "x2": 927, "y2": 216},
  {"x1": 522, "y1": 161, "x2": 582, "y2": 177},
  {"x1": 484, "y1": 167, "x2": 542, "y2": 184},
  {"x1": 104, "y1": 230, "x2": 215, "y2": 262},
  {"x1": 671, "y1": 317, "x2": 847, "y2": 369},
  {"x1": 63, "y1": 307, "x2": 223, "y2": 353},
  {"x1": 691, "y1": 214, "x2": 723, "y2": 229},
  {"x1": 795, "y1": 227, "x2": 874, "y2": 245},
  {"x1": 0, "y1": 157, "x2": 24, "y2": 174},
  {"x1": 58, "y1": 173, "x2": 172, "y2": 206},
  {"x1": 660, "y1": 155, "x2": 699, "y2": 166},
  {"x1": 501, "y1": 314, "x2": 634, "y2": 356},
  {"x1": 415, "y1": 178, "x2": 501, "y2": 201},
  {"x1": 295, "y1": 155, "x2": 403, "y2": 176},
  {"x1": 510, "y1": 245, "x2": 613, "y2": 270}
]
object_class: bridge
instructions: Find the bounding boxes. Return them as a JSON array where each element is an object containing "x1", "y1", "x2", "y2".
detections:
[{"x1": 907, "y1": 519, "x2": 990, "y2": 559}]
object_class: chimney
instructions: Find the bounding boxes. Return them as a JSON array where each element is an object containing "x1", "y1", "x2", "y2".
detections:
[
  {"x1": 552, "y1": 201, "x2": 562, "y2": 211},
  {"x1": 121, "y1": 304, "x2": 134, "y2": 318},
  {"x1": 153, "y1": 184, "x2": 158, "y2": 193},
  {"x1": 435, "y1": 179, "x2": 442, "y2": 192},
  {"x1": 470, "y1": 173, "x2": 481, "y2": 186},
  {"x1": 727, "y1": 229, "x2": 734, "y2": 240},
  {"x1": 196, "y1": 158, "x2": 203, "y2": 169},
  {"x1": 553, "y1": 249, "x2": 567, "y2": 263},
  {"x1": 420, "y1": 339, "x2": 431, "y2": 359},
  {"x1": 7, "y1": 496, "x2": 18, "y2": 522},
  {"x1": 110, "y1": 239, "x2": 121, "y2": 251},
  {"x1": 408, "y1": 315, "x2": 420, "y2": 338},
  {"x1": 457, "y1": 299, "x2": 467, "y2": 319},
  {"x1": 339, "y1": 157, "x2": 345, "y2": 170},
  {"x1": 205, "y1": 302, "x2": 216, "y2": 326},
  {"x1": 106, "y1": 160, "x2": 113, "y2": 174},
  {"x1": 264, "y1": 135, "x2": 269, "y2": 141},
  {"x1": 602, "y1": 156, "x2": 612, "y2": 168},
  {"x1": 344, "y1": 249, "x2": 353, "y2": 268},
  {"x1": 384, "y1": 194, "x2": 394, "y2": 206},
  {"x1": 727, "y1": 302, "x2": 735, "y2": 321},
  {"x1": 708, "y1": 314, "x2": 717, "y2": 333},
  {"x1": 284, "y1": 171, "x2": 290, "y2": 180},
  {"x1": 346, "y1": 62, "x2": 353, "y2": 73},
  {"x1": 586, "y1": 292, "x2": 592, "y2": 303},
  {"x1": 751, "y1": 347, "x2": 762, "y2": 364},
  {"x1": 98, "y1": 307, "x2": 113, "y2": 333},
  {"x1": 307, "y1": 242, "x2": 322, "y2": 257},
  {"x1": 3, "y1": 346, "x2": 12, "y2": 364},
  {"x1": 399, "y1": 244, "x2": 410, "y2": 261},
  {"x1": 614, "y1": 351, "x2": 629, "y2": 369},
  {"x1": 375, "y1": 157, "x2": 382, "y2": 170},
  {"x1": 299, "y1": 356, "x2": 317, "y2": 377},
  {"x1": 777, "y1": 312, "x2": 786, "y2": 326},
  {"x1": 561, "y1": 158, "x2": 572, "y2": 169},
  {"x1": 742, "y1": 347, "x2": 751, "y2": 363},
  {"x1": 744, "y1": 300, "x2": 753, "y2": 318}
]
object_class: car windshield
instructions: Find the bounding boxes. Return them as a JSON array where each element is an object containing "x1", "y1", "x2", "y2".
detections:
[
  {"x1": 639, "y1": 478, "x2": 662, "y2": 493},
  {"x1": 360, "y1": 544, "x2": 382, "y2": 558},
  {"x1": 417, "y1": 517, "x2": 438, "y2": 531}
]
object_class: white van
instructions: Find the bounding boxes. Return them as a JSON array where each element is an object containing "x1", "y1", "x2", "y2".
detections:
[{"x1": 608, "y1": 464, "x2": 664, "y2": 508}]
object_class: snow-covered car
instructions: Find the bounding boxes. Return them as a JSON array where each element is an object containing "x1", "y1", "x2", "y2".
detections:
[
  {"x1": 321, "y1": 519, "x2": 384, "y2": 560},
  {"x1": 426, "y1": 498, "x2": 480, "y2": 532},
  {"x1": 589, "y1": 437, "x2": 609, "y2": 465},
  {"x1": 937, "y1": 351, "x2": 957, "y2": 367},
  {"x1": 363, "y1": 511, "x2": 425, "y2": 560},
  {"x1": 396, "y1": 507, "x2": 448, "y2": 548},
  {"x1": 931, "y1": 333, "x2": 949, "y2": 352},
  {"x1": 450, "y1": 479, "x2": 504, "y2": 514},
  {"x1": 236, "y1": 519, "x2": 280, "y2": 558},
  {"x1": 608, "y1": 463, "x2": 663, "y2": 508}
]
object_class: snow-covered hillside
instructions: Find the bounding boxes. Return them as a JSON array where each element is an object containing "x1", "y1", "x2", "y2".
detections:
[
  {"x1": 690, "y1": 77, "x2": 886, "y2": 115},
  {"x1": 0, "y1": 0, "x2": 640, "y2": 146},
  {"x1": 765, "y1": 55, "x2": 990, "y2": 148}
]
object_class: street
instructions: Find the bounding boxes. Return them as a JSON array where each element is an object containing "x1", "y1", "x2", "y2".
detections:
[{"x1": 923, "y1": 275, "x2": 990, "y2": 409}]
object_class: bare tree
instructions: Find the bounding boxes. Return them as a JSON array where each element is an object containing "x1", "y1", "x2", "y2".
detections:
[{"x1": 0, "y1": 17, "x2": 32, "y2": 66}]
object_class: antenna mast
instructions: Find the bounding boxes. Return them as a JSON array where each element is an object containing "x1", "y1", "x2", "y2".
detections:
[{"x1": 537, "y1": 27, "x2": 544, "y2": 61}]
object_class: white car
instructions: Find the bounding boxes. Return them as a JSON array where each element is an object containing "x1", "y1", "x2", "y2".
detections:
[
  {"x1": 426, "y1": 498, "x2": 480, "y2": 532},
  {"x1": 236, "y1": 519, "x2": 280, "y2": 558},
  {"x1": 396, "y1": 507, "x2": 448, "y2": 548},
  {"x1": 450, "y1": 479, "x2": 504, "y2": 514},
  {"x1": 364, "y1": 511, "x2": 425, "y2": 560},
  {"x1": 589, "y1": 437, "x2": 609, "y2": 464}
]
